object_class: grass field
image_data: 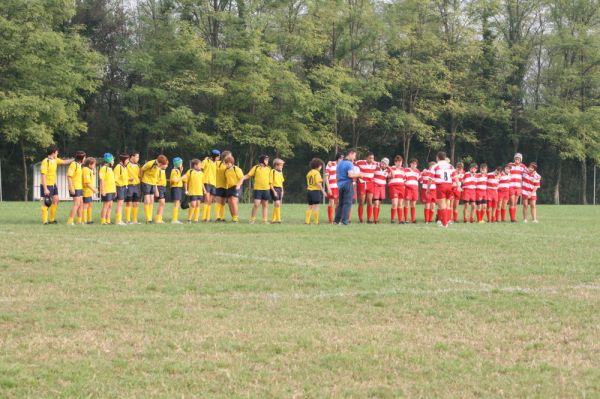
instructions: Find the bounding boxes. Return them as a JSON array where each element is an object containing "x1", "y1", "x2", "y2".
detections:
[{"x1": 1, "y1": 202, "x2": 599, "y2": 398}]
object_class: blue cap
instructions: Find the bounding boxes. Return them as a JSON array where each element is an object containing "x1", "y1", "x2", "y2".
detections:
[
  {"x1": 211, "y1": 149, "x2": 221, "y2": 156},
  {"x1": 173, "y1": 157, "x2": 183, "y2": 166},
  {"x1": 103, "y1": 153, "x2": 114, "y2": 162}
]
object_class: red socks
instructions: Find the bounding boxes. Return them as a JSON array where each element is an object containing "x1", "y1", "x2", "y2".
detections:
[
  {"x1": 391, "y1": 208, "x2": 396, "y2": 222},
  {"x1": 501, "y1": 208, "x2": 506, "y2": 221},
  {"x1": 374, "y1": 207, "x2": 380, "y2": 222},
  {"x1": 495, "y1": 208, "x2": 500, "y2": 222},
  {"x1": 454, "y1": 210, "x2": 458, "y2": 222},
  {"x1": 327, "y1": 206, "x2": 333, "y2": 223},
  {"x1": 509, "y1": 207, "x2": 516, "y2": 221},
  {"x1": 424, "y1": 208, "x2": 429, "y2": 222},
  {"x1": 358, "y1": 205, "x2": 364, "y2": 222},
  {"x1": 367, "y1": 206, "x2": 373, "y2": 222}
]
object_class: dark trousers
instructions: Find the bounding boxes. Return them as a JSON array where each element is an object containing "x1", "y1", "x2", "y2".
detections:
[{"x1": 334, "y1": 182, "x2": 353, "y2": 224}]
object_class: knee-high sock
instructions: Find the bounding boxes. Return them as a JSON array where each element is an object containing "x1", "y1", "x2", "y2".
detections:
[
  {"x1": 41, "y1": 205, "x2": 49, "y2": 224},
  {"x1": 313, "y1": 210, "x2": 319, "y2": 224},
  {"x1": 367, "y1": 206, "x2": 373, "y2": 221},
  {"x1": 203, "y1": 204, "x2": 211, "y2": 221},
  {"x1": 116, "y1": 211, "x2": 122, "y2": 224},
  {"x1": 404, "y1": 207, "x2": 409, "y2": 222},
  {"x1": 215, "y1": 203, "x2": 223, "y2": 219},
  {"x1": 509, "y1": 207, "x2": 516, "y2": 221},
  {"x1": 424, "y1": 208, "x2": 428, "y2": 222},
  {"x1": 144, "y1": 204, "x2": 153, "y2": 222},
  {"x1": 132, "y1": 207, "x2": 139, "y2": 223},
  {"x1": 390, "y1": 208, "x2": 396, "y2": 222},
  {"x1": 187, "y1": 207, "x2": 194, "y2": 221},
  {"x1": 374, "y1": 207, "x2": 380, "y2": 221},
  {"x1": 125, "y1": 207, "x2": 131, "y2": 222},
  {"x1": 410, "y1": 207, "x2": 415, "y2": 222},
  {"x1": 327, "y1": 206, "x2": 333, "y2": 223},
  {"x1": 172, "y1": 207, "x2": 179, "y2": 222},
  {"x1": 193, "y1": 207, "x2": 201, "y2": 222},
  {"x1": 305, "y1": 210, "x2": 312, "y2": 224},
  {"x1": 49, "y1": 204, "x2": 57, "y2": 221},
  {"x1": 358, "y1": 205, "x2": 364, "y2": 222},
  {"x1": 87, "y1": 207, "x2": 93, "y2": 222}
]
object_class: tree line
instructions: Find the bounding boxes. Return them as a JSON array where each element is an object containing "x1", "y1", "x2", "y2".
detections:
[{"x1": 1, "y1": 0, "x2": 599, "y2": 203}]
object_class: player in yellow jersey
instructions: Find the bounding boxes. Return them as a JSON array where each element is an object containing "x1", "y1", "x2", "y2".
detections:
[
  {"x1": 66, "y1": 151, "x2": 86, "y2": 225},
  {"x1": 99, "y1": 153, "x2": 117, "y2": 225},
  {"x1": 270, "y1": 158, "x2": 285, "y2": 223},
  {"x1": 238, "y1": 155, "x2": 272, "y2": 224},
  {"x1": 140, "y1": 154, "x2": 169, "y2": 223},
  {"x1": 113, "y1": 153, "x2": 130, "y2": 225},
  {"x1": 223, "y1": 155, "x2": 244, "y2": 222},
  {"x1": 39, "y1": 145, "x2": 74, "y2": 224},
  {"x1": 183, "y1": 159, "x2": 204, "y2": 223},
  {"x1": 305, "y1": 158, "x2": 327, "y2": 224},
  {"x1": 170, "y1": 157, "x2": 184, "y2": 224},
  {"x1": 201, "y1": 149, "x2": 220, "y2": 222},
  {"x1": 155, "y1": 168, "x2": 167, "y2": 224},
  {"x1": 125, "y1": 151, "x2": 141, "y2": 224},
  {"x1": 214, "y1": 150, "x2": 231, "y2": 222},
  {"x1": 82, "y1": 157, "x2": 98, "y2": 224}
]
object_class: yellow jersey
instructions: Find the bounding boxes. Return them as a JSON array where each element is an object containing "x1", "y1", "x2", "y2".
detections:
[
  {"x1": 127, "y1": 163, "x2": 140, "y2": 185},
  {"x1": 215, "y1": 160, "x2": 227, "y2": 189},
  {"x1": 248, "y1": 165, "x2": 272, "y2": 190},
  {"x1": 141, "y1": 160, "x2": 161, "y2": 185},
  {"x1": 170, "y1": 168, "x2": 183, "y2": 188},
  {"x1": 82, "y1": 166, "x2": 95, "y2": 198},
  {"x1": 99, "y1": 164, "x2": 116, "y2": 194},
  {"x1": 67, "y1": 162, "x2": 83, "y2": 190},
  {"x1": 158, "y1": 169, "x2": 167, "y2": 187},
  {"x1": 271, "y1": 169, "x2": 285, "y2": 188},
  {"x1": 201, "y1": 158, "x2": 217, "y2": 186},
  {"x1": 113, "y1": 163, "x2": 129, "y2": 187},
  {"x1": 306, "y1": 169, "x2": 323, "y2": 191},
  {"x1": 184, "y1": 169, "x2": 204, "y2": 196},
  {"x1": 225, "y1": 166, "x2": 244, "y2": 189},
  {"x1": 40, "y1": 157, "x2": 65, "y2": 186}
]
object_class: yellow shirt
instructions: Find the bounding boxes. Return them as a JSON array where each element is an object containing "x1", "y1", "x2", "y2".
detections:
[
  {"x1": 113, "y1": 163, "x2": 129, "y2": 187},
  {"x1": 67, "y1": 162, "x2": 83, "y2": 190},
  {"x1": 170, "y1": 168, "x2": 183, "y2": 188},
  {"x1": 82, "y1": 167, "x2": 95, "y2": 198},
  {"x1": 248, "y1": 165, "x2": 272, "y2": 190},
  {"x1": 271, "y1": 169, "x2": 285, "y2": 188},
  {"x1": 40, "y1": 157, "x2": 65, "y2": 186},
  {"x1": 158, "y1": 169, "x2": 167, "y2": 187},
  {"x1": 306, "y1": 169, "x2": 323, "y2": 191},
  {"x1": 184, "y1": 169, "x2": 204, "y2": 196},
  {"x1": 215, "y1": 160, "x2": 227, "y2": 189},
  {"x1": 141, "y1": 160, "x2": 161, "y2": 185},
  {"x1": 99, "y1": 164, "x2": 116, "y2": 194},
  {"x1": 225, "y1": 166, "x2": 244, "y2": 189},
  {"x1": 201, "y1": 158, "x2": 217, "y2": 186},
  {"x1": 127, "y1": 163, "x2": 140, "y2": 185}
]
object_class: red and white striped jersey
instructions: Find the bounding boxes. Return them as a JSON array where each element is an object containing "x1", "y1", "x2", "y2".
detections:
[
  {"x1": 388, "y1": 166, "x2": 405, "y2": 186},
  {"x1": 325, "y1": 161, "x2": 338, "y2": 189},
  {"x1": 462, "y1": 172, "x2": 477, "y2": 190},
  {"x1": 498, "y1": 173, "x2": 511, "y2": 190},
  {"x1": 432, "y1": 161, "x2": 455, "y2": 185},
  {"x1": 522, "y1": 171, "x2": 541, "y2": 196},
  {"x1": 486, "y1": 172, "x2": 499, "y2": 191},
  {"x1": 420, "y1": 168, "x2": 436, "y2": 190},
  {"x1": 355, "y1": 160, "x2": 377, "y2": 183},
  {"x1": 453, "y1": 172, "x2": 464, "y2": 188},
  {"x1": 373, "y1": 168, "x2": 389, "y2": 186},
  {"x1": 508, "y1": 162, "x2": 527, "y2": 188},
  {"x1": 476, "y1": 173, "x2": 487, "y2": 191},
  {"x1": 405, "y1": 168, "x2": 420, "y2": 187}
]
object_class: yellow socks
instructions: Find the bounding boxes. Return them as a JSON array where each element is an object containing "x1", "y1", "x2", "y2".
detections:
[
  {"x1": 219, "y1": 203, "x2": 225, "y2": 219},
  {"x1": 305, "y1": 210, "x2": 312, "y2": 224},
  {"x1": 202, "y1": 204, "x2": 211, "y2": 221},
  {"x1": 232, "y1": 215, "x2": 239, "y2": 222},
  {"x1": 67, "y1": 217, "x2": 74, "y2": 224},
  {"x1": 132, "y1": 207, "x2": 139, "y2": 223},
  {"x1": 41, "y1": 206, "x2": 49, "y2": 224},
  {"x1": 76, "y1": 216, "x2": 82, "y2": 224},
  {"x1": 144, "y1": 204, "x2": 153, "y2": 222},
  {"x1": 172, "y1": 207, "x2": 179, "y2": 222},
  {"x1": 101, "y1": 217, "x2": 106, "y2": 225},
  {"x1": 313, "y1": 210, "x2": 319, "y2": 224},
  {"x1": 49, "y1": 204, "x2": 57, "y2": 222},
  {"x1": 87, "y1": 207, "x2": 93, "y2": 222},
  {"x1": 125, "y1": 207, "x2": 131, "y2": 222},
  {"x1": 156, "y1": 214, "x2": 163, "y2": 223},
  {"x1": 116, "y1": 212, "x2": 122, "y2": 224},
  {"x1": 215, "y1": 203, "x2": 223, "y2": 220},
  {"x1": 187, "y1": 207, "x2": 193, "y2": 221},
  {"x1": 193, "y1": 207, "x2": 201, "y2": 222},
  {"x1": 272, "y1": 207, "x2": 281, "y2": 222}
]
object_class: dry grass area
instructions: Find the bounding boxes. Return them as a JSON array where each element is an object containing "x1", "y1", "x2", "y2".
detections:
[{"x1": 1, "y1": 202, "x2": 599, "y2": 398}]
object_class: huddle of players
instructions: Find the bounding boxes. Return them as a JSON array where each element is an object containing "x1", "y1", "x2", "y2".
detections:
[{"x1": 324, "y1": 151, "x2": 541, "y2": 226}]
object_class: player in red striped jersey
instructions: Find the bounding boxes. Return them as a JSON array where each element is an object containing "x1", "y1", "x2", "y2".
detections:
[
  {"x1": 420, "y1": 162, "x2": 437, "y2": 224},
  {"x1": 404, "y1": 159, "x2": 420, "y2": 223},
  {"x1": 522, "y1": 162, "x2": 541, "y2": 223},
  {"x1": 475, "y1": 164, "x2": 488, "y2": 223},
  {"x1": 486, "y1": 167, "x2": 499, "y2": 222},
  {"x1": 451, "y1": 162, "x2": 464, "y2": 223},
  {"x1": 389, "y1": 155, "x2": 406, "y2": 223},
  {"x1": 497, "y1": 164, "x2": 511, "y2": 221},
  {"x1": 429, "y1": 151, "x2": 455, "y2": 227},
  {"x1": 508, "y1": 153, "x2": 527, "y2": 222},
  {"x1": 372, "y1": 158, "x2": 390, "y2": 224},
  {"x1": 325, "y1": 154, "x2": 344, "y2": 224},
  {"x1": 355, "y1": 153, "x2": 378, "y2": 223},
  {"x1": 462, "y1": 163, "x2": 478, "y2": 223}
]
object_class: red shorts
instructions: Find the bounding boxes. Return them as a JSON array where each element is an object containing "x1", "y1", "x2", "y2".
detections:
[
  {"x1": 389, "y1": 185, "x2": 405, "y2": 199},
  {"x1": 522, "y1": 193, "x2": 537, "y2": 201},
  {"x1": 462, "y1": 189, "x2": 476, "y2": 202},
  {"x1": 421, "y1": 189, "x2": 436, "y2": 204},
  {"x1": 436, "y1": 183, "x2": 453, "y2": 200},
  {"x1": 373, "y1": 185, "x2": 386, "y2": 201},
  {"x1": 452, "y1": 187, "x2": 462, "y2": 201},
  {"x1": 487, "y1": 190, "x2": 498, "y2": 207},
  {"x1": 405, "y1": 186, "x2": 419, "y2": 201},
  {"x1": 509, "y1": 187, "x2": 522, "y2": 197},
  {"x1": 357, "y1": 181, "x2": 375, "y2": 195},
  {"x1": 328, "y1": 188, "x2": 339, "y2": 200},
  {"x1": 476, "y1": 190, "x2": 487, "y2": 202},
  {"x1": 498, "y1": 189, "x2": 509, "y2": 202}
]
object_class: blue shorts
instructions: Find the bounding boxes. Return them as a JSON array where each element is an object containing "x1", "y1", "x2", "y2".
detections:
[
  {"x1": 188, "y1": 195, "x2": 204, "y2": 202},
  {"x1": 141, "y1": 183, "x2": 156, "y2": 195},
  {"x1": 272, "y1": 187, "x2": 283, "y2": 202},
  {"x1": 307, "y1": 190, "x2": 323, "y2": 205},
  {"x1": 41, "y1": 185, "x2": 58, "y2": 197},
  {"x1": 101, "y1": 193, "x2": 116, "y2": 202},
  {"x1": 155, "y1": 186, "x2": 166, "y2": 200},
  {"x1": 226, "y1": 188, "x2": 240, "y2": 198},
  {"x1": 116, "y1": 186, "x2": 128, "y2": 201},
  {"x1": 253, "y1": 189, "x2": 271, "y2": 201},
  {"x1": 70, "y1": 189, "x2": 83, "y2": 198},
  {"x1": 171, "y1": 187, "x2": 184, "y2": 201},
  {"x1": 215, "y1": 187, "x2": 227, "y2": 198},
  {"x1": 83, "y1": 196, "x2": 93, "y2": 204},
  {"x1": 204, "y1": 184, "x2": 216, "y2": 196},
  {"x1": 126, "y1": 185, "x2": 140, "y2": 202}
]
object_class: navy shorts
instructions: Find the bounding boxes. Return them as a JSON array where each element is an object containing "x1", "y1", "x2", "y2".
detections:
[
  {"x1": 226, "y1": 188, "x2": 240, "y2": 198},
  {"x1": 171, "y1": 187, "x2": 184, "y2": 201},
  {"x1": 307, "y1": 190, "x2": 323, "y2": 205},
  {"x1": 272, "y1": 187, "x2": 283, "y2": 202},
  {"x1": 83, "y1": 196, "x2": 93, "y2": 204},
  {"x1": 155, "y1": 186, "x2": 166, "y2": 200},
  {"x1": 70, "y1": 189, "x2": 83, "y2": 198},
  {"x1": 141, "y1": 183, "x2": 156, "y2": 195},
  {"x1": 116, "y1": 186, "x2": 128, "y2": 201},
  {"x1": 101, "y1": 193, "x2": 116, "y2": 202},
  {"x1": 188, "y1": 195, "x2": 204, "y2": 202},
  {"x1": 41, "y1": 185, "x2": 59, "y2": 197},
  {"x1": 204, "y1": 184, "x2": 216, "y2": 196},
  {"x1": 215, "y1": 187, "x2": 227, "y2": 198},
  {"x1": 253, "y1": 189, "x2": 271, "y2": 201},
  {"x1": 126, "y1": 185, "x2": 140, "y2": 202}
]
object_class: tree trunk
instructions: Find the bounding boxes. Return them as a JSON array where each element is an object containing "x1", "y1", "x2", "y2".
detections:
[
  {"x1": 553, "y1": 160, "x2": 561, "y2": 205},
  {"x1": 403, "y1": 133, "x2": 411, "y2": 163},
  {"x1": 21, "y1": 141, "x2": 28, "y2": 201},
  {"x1": 582, "y1": 159, "x2": 588, "y2": 205}
]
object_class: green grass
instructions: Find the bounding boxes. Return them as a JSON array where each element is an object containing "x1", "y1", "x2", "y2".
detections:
[{"x1": 1, "y1": 202, "x2": 599, "y2": 398}]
